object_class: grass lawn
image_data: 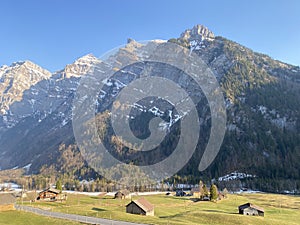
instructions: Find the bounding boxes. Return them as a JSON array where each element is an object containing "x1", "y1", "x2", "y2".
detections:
[
  {"x1": 21, "y1": 192, "x2": 300, "y2": 225},
  {"x1": 0, "y1": 210, "x2": 82, "y2": 225}
]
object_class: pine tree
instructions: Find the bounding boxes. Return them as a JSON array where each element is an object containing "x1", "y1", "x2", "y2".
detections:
[
  {"x1": 203, "y1": 184, "x2": 209, "y2": 198},
  {"x1": 223, "y1": 188, "x2": 229, "y2": 198},
  {"x1": 199, "y1": 180, "x2": 204, "y2": 199},
  {"x1": 210, "y1": 184, "x2": 218, "y2": 201},
  {"x1": 56, "y1": 180, "x2": 62, "y2": 193}
]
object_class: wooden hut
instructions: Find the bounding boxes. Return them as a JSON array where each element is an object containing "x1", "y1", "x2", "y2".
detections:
[
  {"x1": 238, "y1": 203, "x2": 264, "y2": 216},
  {"x1": 126, "y1": 198, "x2": 154, "y2": 216},
  {"x1": 0, "y1": 193, "x2": 16, "y2": 211},
  {"x1": 114, "y1": 190, "x2": 130, "y2": 199}
]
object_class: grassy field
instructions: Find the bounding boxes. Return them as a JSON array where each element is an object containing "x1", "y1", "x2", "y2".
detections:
[
  {"x1": 0, "y1": 210, "x2": 82, "y2": 225},
  {"x1": 19, "y1": 192, "x2": 300, "y2": 225}
]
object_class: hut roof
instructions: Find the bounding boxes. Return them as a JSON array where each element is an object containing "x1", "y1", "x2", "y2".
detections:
[
  {"x1": 127, "y1": 198, "x2": 154, "y2": 212},
  {"x1": 39, "y1": 188, "x2": 60, "y2": 194},
  {"x1": 239, "y1": 203, "x2": 264, "y2": 212},
  {"x1": 115, "y1": 190, "x2": 130, "y2": 196}
]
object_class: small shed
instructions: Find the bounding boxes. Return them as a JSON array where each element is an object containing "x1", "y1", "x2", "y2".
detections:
[
  {"x1": 218, "y1": 193, "x2": 225, "y2": 200},
  {"x1": 238, "y1": 203, "x2": 264, "y2": 216},
  {"x1": 0, "y1": 193, "x2": 16, "y2": 211},
  {"x1": 175, "y1": 190, "x2": 187, "y2": 197},
  {"x1": 114, "y1": 190, "x2": 130, "y2": 199},
  {"x1": 37, "y1": 188, "x2": 66, "y2": 201},
  {"x1": 126, "y1": 198, "x2": 154, "y2": 216}
]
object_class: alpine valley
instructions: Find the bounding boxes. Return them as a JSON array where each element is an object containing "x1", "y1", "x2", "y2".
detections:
[{"x1": 0, "y1": 25, "x2": 299, "y2": 193}]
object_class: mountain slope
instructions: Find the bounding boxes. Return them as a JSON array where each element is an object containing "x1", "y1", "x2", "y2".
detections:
[
  {"x1": 0, "y1": 25, "x2": 299, "y2": 192},
  {"x1": 173, "y1": 25, "x2": 300, "y2": 191},
  {"x1": 0, "y1": 54, "x2": 99, "y2": 171}
]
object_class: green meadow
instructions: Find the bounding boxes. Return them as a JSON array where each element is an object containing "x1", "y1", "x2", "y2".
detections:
[
  {"x1": 16, "y1": 192, "x2": 300, "y2": 225},
  {"x1": 0, "y1": 210, "x2": 81, "y2": 225}
]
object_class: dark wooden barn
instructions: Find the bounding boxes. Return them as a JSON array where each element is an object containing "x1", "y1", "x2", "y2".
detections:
[
  {"x1": 114, "y1": 190, "x2": 130, "y2": 199},
  {"x1": 126, "y1": 198, "x2": 154, "y2": 216},
  {"x1": 238, "y1": 203, "x2": 264, "y2": 216}
]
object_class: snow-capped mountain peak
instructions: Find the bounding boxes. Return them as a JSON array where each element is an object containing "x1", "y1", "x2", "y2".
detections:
[
  {"x1": 74, "y1": 53, "x2": 101, "y2": 65},
  {"x1": 1, "y1": 60, "x2": 51, "y2": 78},
  {"x1": 0, "y1": 60, "x2": 52, "y2": 114},
  {"x1": 57, "y1": 54, "x2": 101, "y2": 78}
]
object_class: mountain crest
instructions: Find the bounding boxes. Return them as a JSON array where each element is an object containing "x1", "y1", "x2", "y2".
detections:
[
  {"x1": 0, "y1": 60, "x2": 51, "y2": 114},
  {"x1": 74, "y1": 53, "x2": 100, "y2": 65},
  {"x1": 180, "y1": 24, "x2": 215, "y2": 41},
  {"x1": 58, "y1": 54, "x2": 101, "y2": 78},
  {"x1": 1, "y1": 60, "x2": 51, "y2": 79}
]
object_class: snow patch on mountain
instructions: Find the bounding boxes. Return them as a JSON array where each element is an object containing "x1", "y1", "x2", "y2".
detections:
[
  {"x1": 251, "y1": 105, "x2": 296, "y2": 130},
  {"x1": 23, "y1": 163, "x2": 32, "y2": 170},
  {"x1": 149, "y1": 106, "x2": 164, "y2": 117},
  {"x1": 102, "y1": 78, "x2": 113, "y2": 86},
  {"x1": 217, "y1": 171, "x2": 256, "y2": 182}
]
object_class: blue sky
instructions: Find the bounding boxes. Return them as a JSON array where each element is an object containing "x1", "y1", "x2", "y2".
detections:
[{"x1": 1, "y1": 0, "x2": 299, "y2": 72}]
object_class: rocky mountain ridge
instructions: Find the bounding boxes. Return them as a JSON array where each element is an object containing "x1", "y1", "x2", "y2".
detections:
[
  {"x1": 0, "y1": 60, "x2": 52, "y2": 115},
  {"x1": 0, "y1": 54, "x2": 100, "y2": 130}
]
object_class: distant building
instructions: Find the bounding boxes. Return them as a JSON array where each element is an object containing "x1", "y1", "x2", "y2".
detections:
[
  {"x1": 114, "y1": 190, "x2": 130, "y2": 199},
  {"x1": 190, "y1": 188, "x2": 211, "y2": 200},
  {"x1": 217, "y1": 193, "x2": 225, "y2": 200},
  {"x1": 202, "y1": 196, "x2": 210, "y2": 201},
  {"x1": 175, "y1": 190, "x2": 187, "y2": 197},
  {"x1": 126, "y1": 198, "x2": 154, "y2": 216},
  {"x1": 191, "y1": 187, "x2": 201, "y2": 198},
  {"x1": 238, "y1": 203, "x2": 264, "y2": 216},
  {"x1": 37, "y1": 188, "x2": 66, "y2": 201},
  {"x1": 0, "y1": 193, "x2": 16, "y2": 211}
]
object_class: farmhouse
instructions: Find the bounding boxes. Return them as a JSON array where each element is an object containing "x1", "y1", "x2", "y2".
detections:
[
  {"x1": 238, "y1": 203, "x2": 264, "y2": 216},
  {"x1": 114, "y1": 190, "x2": 130, "y2": 199},
  {"x1": 0, "y1": 193, "x2": 16, "y2": 211},
  {"x1": 126, "y1": 198, "x2": 154, "y2": 216},
  {"x1": 37, "y1": 188, "x2": 66, "y2": 201}
]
